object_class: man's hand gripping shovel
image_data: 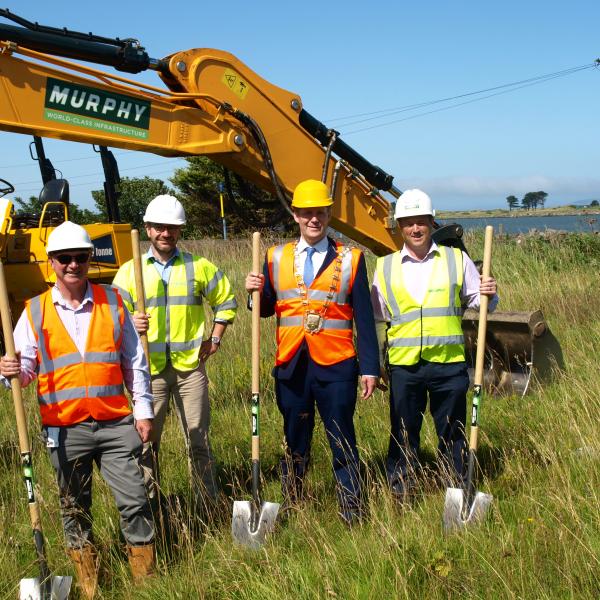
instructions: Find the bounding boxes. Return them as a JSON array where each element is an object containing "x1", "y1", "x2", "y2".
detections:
[
  {"x1": 0, "y1": 261, "x2": 71, "y2": 599},
  {"x1": 232, "y1": 232, "x2": 279, "y2": 549},
  {"x1": 443, "y1": 226, "x2": 494, "y2": 531}
]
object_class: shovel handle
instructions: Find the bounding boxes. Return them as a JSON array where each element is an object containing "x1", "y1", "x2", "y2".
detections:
[
  {"x1": 473, "y1": 226, "x2": 493, "y2": 387},
  {"x1": 0, "y1": 262, "x2": 29, "y2": 454},
  {"x1": 0, "y1": 262, "x2": 49, "y2": 572},
  {"x1": 469, "y1": 225, "x2": 493, "y2": 452},
  {"x1": 251, "y1": 232, "x2": 261, "y2": 464},
  {"x1": 131, "y1": 229, "x2": 150, "y2": 361},
  {"x1": 251, "y1": 232, "x2": 261, "y2": 396}
]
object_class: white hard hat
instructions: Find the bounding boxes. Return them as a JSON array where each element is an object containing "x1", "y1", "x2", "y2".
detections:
[
  {"x1": 143, "y1": 194, "x2": 186, "y2": 226},
  {"x1": 46, "y1": 221, "x2": 93, "y2": 255},
  {"x1": 394, "y1": 189, "x2": 435, "y2": 219}
]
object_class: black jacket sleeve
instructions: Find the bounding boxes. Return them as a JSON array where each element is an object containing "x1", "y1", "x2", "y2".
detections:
[{"x1": 351, "y1": 253, "x2": 380, "y2": 377}]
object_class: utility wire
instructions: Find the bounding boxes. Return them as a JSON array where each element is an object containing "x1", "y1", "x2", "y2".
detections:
[
  {"x1": 9, "y1": 159, "x2": 187, "y2": 187},
  {"x1": 3, "y1": 149, "x2": 129, "y2": 169},
  {"x1": 342, "y1": 63, "x2": 596, "y2": 136},
  {"x1": 11, "y1": 166, "x2": 180, "y2": 196},
  {"x1": 329, "y1": 62, "x2": 595, "y2": 129}
]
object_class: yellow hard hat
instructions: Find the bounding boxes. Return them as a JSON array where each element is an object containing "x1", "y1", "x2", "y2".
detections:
[{"x1": 291, "y1": 179, "x2": 333, "y2": 208}]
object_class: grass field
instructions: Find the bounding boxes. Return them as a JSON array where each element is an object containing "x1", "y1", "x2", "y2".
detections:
[{"x1": 1, "y1": 231, "x2": 599, "y2": 599}]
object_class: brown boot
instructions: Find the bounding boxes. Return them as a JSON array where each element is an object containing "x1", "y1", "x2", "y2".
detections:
[
  {"x1": 68, "y1": 546, "x2": 98, "y2": 599},
  {"x1": 127, "y1": 543, "x2": 156, "y2": 584}
]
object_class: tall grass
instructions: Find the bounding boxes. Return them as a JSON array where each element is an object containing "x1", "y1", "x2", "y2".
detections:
[{"x1": 1, "y1": 231, "x2": 599, "y2": 598}]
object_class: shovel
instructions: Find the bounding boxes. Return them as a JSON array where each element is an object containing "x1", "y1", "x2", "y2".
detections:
[
  {"x1": 232, "y1": 232, "x2": 279, "y2": 549},
  {"x1": 131, "y1": 229, "x2": 167, "y2": 540},
  {"x1": 443, "y1": 225, "x2": 494, "y2": 531},
  {"x1": 0, "y1": 262, "x2": 71, "y2": 599}
]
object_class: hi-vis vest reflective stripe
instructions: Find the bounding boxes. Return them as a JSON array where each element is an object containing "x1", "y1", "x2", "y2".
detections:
[
  {"x1": 26, "y1": 284, "x2": 130, "y2": 427},
  {"x1": 376, "y1": 246, "x2": 465, "y2": 365},
  {"x1": 113, "y1": 252, "x2": 237, "y2": 375},
  {"x1": 269, "y1": 241, "x2": 359, "y2": 366}
]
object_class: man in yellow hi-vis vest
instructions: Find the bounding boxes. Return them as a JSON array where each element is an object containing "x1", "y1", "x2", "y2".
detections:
[
  {"x1": 370, "y1": 189, "x2": 497, "y2": 500},
  {"x1": 113, "y1": 195, "x2": 237, "y2": 515}
]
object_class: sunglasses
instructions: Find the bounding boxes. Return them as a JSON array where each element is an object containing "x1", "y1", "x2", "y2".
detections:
[
  {"x1": 148, "y1": 223, "x2": 181, "y2": 233},
  {"x1": 53, "y1": 253, "x2": 90, "y2": 265}
]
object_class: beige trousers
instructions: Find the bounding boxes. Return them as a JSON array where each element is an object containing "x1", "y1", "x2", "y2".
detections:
[{"x1": 141, "y1": 360, "x2": 217, "y2": 505}]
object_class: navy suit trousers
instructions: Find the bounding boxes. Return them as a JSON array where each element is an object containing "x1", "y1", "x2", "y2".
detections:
[
  {"x1": 275, "y1": 374, "x2": 360, "y2": 510},
  {"x1": 386, "y1": 360, "x2": 469, "y2": 486}
]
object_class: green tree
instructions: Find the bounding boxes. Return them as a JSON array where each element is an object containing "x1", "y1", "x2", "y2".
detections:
[
  {"x1": 170, "y1": 156, "x2": 292, "y2": 238},
  {"x1": 92, "y1": 176, "x2": 172, "y2": 235},
  {"x1": 535, "y1": 191, "x2": 548, "y2": 209},
  {"x1": 521, "y1": 190, "x2": 548, "y2": 211},
  {"x1": 522, "y1": 192, "x2": 538, "y2": 210},
  {"x1": 590, "y1": 200, "x2": 599, "y2": 207},
  {"x1": 506, "y1": 195, "x2": 519, "y2": 211}
]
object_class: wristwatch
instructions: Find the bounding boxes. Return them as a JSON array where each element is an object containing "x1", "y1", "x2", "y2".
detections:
[{"x1": 210, "y1": 336, "x2": 221, "y2": 345}]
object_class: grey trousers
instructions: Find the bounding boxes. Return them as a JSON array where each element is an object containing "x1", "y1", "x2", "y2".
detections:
[
  {"x1": 141, "y1": 361, "x2": 217, "y2": 504},
  {"x1": 45, "y1": 414, "x2": 154, "y2": 549}
]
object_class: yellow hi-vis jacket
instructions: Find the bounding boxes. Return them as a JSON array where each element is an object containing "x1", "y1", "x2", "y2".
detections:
[
  {"x1": 113, "y1": 251, "x2": 237, "y2": 375},
  {"x1": 376, "y1": 245, "x2": 465, "y2": 365}
]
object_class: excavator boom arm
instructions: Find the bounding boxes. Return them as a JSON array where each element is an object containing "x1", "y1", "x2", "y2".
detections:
[{"x1": 0, "y1": 13, "x2": 403, "y2": 254}]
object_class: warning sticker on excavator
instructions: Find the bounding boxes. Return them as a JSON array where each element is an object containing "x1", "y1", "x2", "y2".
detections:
[{"x1": 221, "y1": 69, "x2": 250, "y2": 100}]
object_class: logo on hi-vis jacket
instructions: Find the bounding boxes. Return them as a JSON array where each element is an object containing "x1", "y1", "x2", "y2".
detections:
[{"x1": 44, "y1": 77, "x2": 151, "y2": 139}]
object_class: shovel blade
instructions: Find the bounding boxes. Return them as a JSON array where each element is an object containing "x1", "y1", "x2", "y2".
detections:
[
  {"x1": 19, "y1": 576, "x2": 72, "y2": 600},
  {"x1": 232, "y1": 500, "x2": 280, "y2": 550},
  {"x1": 443, "y1": 487, "x2": 493, "y2": 532}
]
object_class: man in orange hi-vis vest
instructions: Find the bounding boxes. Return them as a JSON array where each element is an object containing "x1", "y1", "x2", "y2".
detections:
[
  {"x1": 0, "y1": 221, "x2": 155, "y2": 599},
  {"x1": 245, "y1": 179, "x2": 380, "y2": 526}
]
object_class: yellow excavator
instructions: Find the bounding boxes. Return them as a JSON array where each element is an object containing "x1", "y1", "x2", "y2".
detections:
[{"x1": 0, "y1": 9, "x2": 561, "y2": 395}]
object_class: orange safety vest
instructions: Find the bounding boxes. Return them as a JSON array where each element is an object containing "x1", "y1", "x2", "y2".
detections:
[
  {"x1": 268, "y1": 241, "x2": 360, "y2": 366},
  {"x1": 26, "y1": 284, "x2": 131, "y2": 427}
]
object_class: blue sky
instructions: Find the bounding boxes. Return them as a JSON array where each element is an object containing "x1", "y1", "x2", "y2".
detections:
[{"x1": 2, "y1": 1, "x2": 599, "y2": 212}]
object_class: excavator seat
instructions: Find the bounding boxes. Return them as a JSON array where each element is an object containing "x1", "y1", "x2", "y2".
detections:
[
  {"x1": 39, "y1": 178, "x2": 70, "y2": 206},
  {"x1": 13, "y1": 179, "x2": 70, "y2": 228}
]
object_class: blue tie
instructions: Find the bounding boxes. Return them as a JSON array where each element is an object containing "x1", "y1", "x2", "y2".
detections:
[{"x1": 303, "y1": 247, "x2": 316, "y2": 287}]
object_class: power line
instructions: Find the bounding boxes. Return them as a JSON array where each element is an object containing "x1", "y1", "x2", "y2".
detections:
[
  {"x1": 11, "y1": 166, "x2": 181, "y2": 196},
  {"x1": 9, "y1": 159, "x2": 187, "y2": 187},
  {"x1": 3, "y1": 149, "x2": 130, "y2": 169},
  {"x1": 329, "y1": 62, "x2": 595, "y2": 129},
  {"x1": 341, "y1": 63, "x2": 596, "y2": 135}
]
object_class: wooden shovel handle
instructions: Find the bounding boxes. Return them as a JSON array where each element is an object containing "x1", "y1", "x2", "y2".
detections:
[
  {"x1": 131, "y1": 229, "x2": 150, "y2": 361},
  {"x1": 0, "y1": 262, "x2": 30, "y2": 455},
  {"x1": 0, "y1": 262, "x2": 44, "y2": 533},
  {"x1": 251, "y1": 233, "x2": 261, "y2": 463},
  {"x1": 473, "y1": 226, "x2": 494, "y2": 387},
  {"x1": 468, "y1": 225, "x2": 493, "y2": 453},
  {"x1": 251, "y1": 232, "x2": 261, "y2": 395}
]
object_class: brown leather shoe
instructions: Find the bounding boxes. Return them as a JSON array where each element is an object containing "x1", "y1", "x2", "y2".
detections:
[
  {"x1": 68, "y1": 545, "x2": 98, "y2": 599},
  {"x1": 127, "y1": 543, "x2": 156, "y2": 584}
]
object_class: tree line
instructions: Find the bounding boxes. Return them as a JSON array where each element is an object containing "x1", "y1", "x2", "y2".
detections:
[
  {"x1": 12, "y1": 157, "x2": 293, "y2": 238},
  {"x1": 506, "y1": 191, "x2": 548, "y2": 211}
]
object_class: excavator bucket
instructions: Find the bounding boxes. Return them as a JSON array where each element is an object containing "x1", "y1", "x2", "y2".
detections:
[{"x1": 462, "y1": 309, "x2": 564, "y2": 396}]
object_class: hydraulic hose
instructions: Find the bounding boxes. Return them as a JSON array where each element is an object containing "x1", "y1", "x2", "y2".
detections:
[{"x1": 221, "y1": 104, "x2": 293, "y2": 217}]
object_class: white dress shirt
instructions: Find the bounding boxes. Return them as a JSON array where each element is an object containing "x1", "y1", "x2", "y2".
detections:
[{"x1": 295, "y1": 236, "x2": 330, "y2": 278}]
